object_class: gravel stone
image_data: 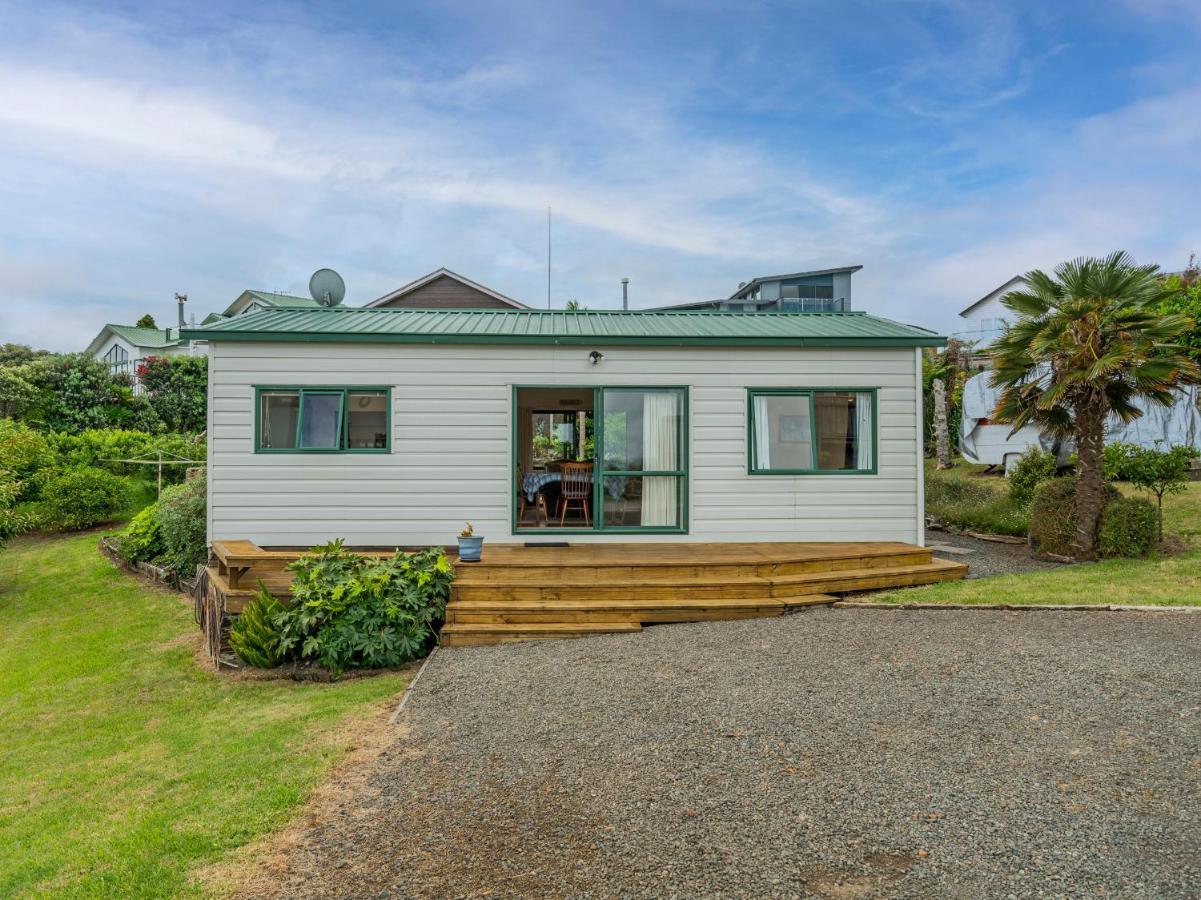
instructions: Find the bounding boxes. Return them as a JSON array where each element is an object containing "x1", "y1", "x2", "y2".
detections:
[
  {"x1": 242, "y1": 610, "x2": 1201, "y2": 898},
  {"x1": 926, "y1": 530, "x2": 1069, "y2": 578}
]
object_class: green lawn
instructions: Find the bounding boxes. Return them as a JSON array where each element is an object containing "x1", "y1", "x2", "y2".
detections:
[
  {"x1": 875, "y1": 471, "x2": 1201, "y2": 607},
  {"x1": 0, "y1": 533, "x2": 406, "y2": 897}
]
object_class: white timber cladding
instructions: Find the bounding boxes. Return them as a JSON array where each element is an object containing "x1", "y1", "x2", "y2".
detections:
[{"x1": 207, "y1": 341, "x2": 924, "y2": 546}]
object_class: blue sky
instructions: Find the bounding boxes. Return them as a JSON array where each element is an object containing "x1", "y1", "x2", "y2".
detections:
[{"x1": 1, "y1": 0, "x2": 1199, "y2": 350}]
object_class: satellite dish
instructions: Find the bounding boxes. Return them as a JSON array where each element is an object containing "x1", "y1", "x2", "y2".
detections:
[{"x1": 309, "y1": 268, "x2": 346, "y2": 307}]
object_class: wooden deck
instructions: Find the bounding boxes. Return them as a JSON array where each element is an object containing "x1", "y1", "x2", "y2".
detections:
[{"x1": 207, "y1": 540, "x2": 968, "y2": 647}]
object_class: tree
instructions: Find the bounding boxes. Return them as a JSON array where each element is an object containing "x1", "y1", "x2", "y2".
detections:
[
  {"x1": 565, "y1": 299, "x2": 587, "y2": 310},
  {"x1": 136, "y1": 314, "x2": 158, "y2": 329},
  {"x1": 0, "y1": 343, "x2": 50, "y2": 367},
  {"x1": 0, "y1": 365, "x2": 39, "y2": 419},
  {"x1": 990, "y1": 252, "x2": 1199, "y2": 559},
  {"x1": 1120, "y1": 445, "x2": 1200, "y2": 540},
  {"x1": 1155, "y1": 263, "x2": 1201, "y2": 365},
  {"x1": 137, "y1": 355, "x2": 208, "y2": 433}
]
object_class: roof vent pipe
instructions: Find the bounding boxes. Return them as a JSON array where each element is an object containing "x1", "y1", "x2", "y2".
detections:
[
  {"x1": 621, "y1": 277, "x2": 629, "y2": 311},
  {"x1": 175, "y1": 293, "x2": 188, "y2": 329}
]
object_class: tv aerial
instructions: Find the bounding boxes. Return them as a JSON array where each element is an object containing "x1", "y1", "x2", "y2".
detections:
[{"x1": 309, "y1": 268, "x2": 346, "y2": 307}]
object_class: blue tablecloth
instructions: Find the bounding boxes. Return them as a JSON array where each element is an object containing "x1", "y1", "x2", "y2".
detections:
[{"x1": 522, "y1": 471, "x2": 628, "y2": 502}]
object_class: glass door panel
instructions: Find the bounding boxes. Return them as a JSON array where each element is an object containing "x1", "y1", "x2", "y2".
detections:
[{"x1": 599, "y1": 388, "x2": 685, "y2": 530}]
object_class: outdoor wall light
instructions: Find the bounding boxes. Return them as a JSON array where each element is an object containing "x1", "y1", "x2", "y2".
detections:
[{"x1": 589, "y1": 350, "x2": 604, "y2": 365}]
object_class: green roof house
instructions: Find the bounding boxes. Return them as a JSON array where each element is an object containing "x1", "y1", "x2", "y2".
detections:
[{"x1": 184, "y1": 306, "x2": 946, "y2": 553}]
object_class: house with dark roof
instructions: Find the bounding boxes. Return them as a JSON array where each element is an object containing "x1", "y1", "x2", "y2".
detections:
[
  {"x1": 365, "y1": 267, "x2": 527, "y2": 310},
  {"x1": 650, "y1": 266, "x2": 862, "y2": 313}
]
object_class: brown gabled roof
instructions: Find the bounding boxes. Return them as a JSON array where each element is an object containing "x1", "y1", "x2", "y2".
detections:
[{"x1": 364, "y1": 268, "x2": 528, "y2": 309}]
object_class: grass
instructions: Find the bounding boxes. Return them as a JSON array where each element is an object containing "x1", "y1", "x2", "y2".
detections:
[
  {"x1": 923, "y1": 459, "x2": 1028, "y2": 536},
  {"x1": 875, "y1": 467, "x2": 1201, "y2": 607},
  {"x1": 0, "y1": 532, "x2": 406, "y2": 897}
]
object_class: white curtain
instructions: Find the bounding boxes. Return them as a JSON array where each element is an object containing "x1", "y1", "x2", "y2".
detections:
[
  {"x1": 641, "y1": 392, "x2": 679, "y2": 526},
  {"x1": 856, "y1": 392, "x2": 873, "y2": 470},
  {"x1": 753, "y1": 395, "x2": 772, "y2": 469}
]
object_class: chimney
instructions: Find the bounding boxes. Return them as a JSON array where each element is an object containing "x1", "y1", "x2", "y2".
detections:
[
  {"x1": 175, "y1": 293, "x2": 188, "y2": 329},
  {"x1": 621, "y1": 277, "x2": 629, "y2": 311}
]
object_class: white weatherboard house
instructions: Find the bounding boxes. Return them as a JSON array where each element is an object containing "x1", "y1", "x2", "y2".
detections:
[{"x1": 184, "y1": 308, "x2": 945, "y2": 550}]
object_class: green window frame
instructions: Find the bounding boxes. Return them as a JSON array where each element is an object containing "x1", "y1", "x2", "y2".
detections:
[
  {"x1": 254, "y1": 386, "x2": 392, "y2": 453},
  {"x1": 510, "y1": 385, "x2": 689, "y2": 535},
  {"x1": 746, "y1": 387, "x2": 878, "y2": 475}
]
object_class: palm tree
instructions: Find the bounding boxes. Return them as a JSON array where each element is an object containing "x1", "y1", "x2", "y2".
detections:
[{"x1": 990, "y1": 252, "x2": 1199, "y2": 559}]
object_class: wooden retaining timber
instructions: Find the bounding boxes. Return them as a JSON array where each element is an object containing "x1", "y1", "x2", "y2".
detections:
[{"x1": 207, "y1": 540, "x2": 968, "y2": 647}]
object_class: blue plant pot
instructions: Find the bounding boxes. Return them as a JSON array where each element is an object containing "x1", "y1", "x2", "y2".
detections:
[{"x1": 458, "y1": 535, "x2": 484, "y2": 562}]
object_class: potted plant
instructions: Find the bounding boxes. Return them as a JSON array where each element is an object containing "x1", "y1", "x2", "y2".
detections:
[{"x1": 457, "y1": 522, "x2": 484, "y2": 562}]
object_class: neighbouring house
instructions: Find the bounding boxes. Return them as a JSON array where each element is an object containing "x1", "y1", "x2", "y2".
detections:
[
  {"x1": 218, "y1": 289, "x2": 329, "y2": 318},
  {"x1": 365, "y1": 267, "x2": 528, "y2": 309},
  {"x1": 85, "y1": 323, "x2": 197, "y2": 389},
  {"x1": 184, "y1": 306, "x2": 943, "y2": 547},
  {"x1": 650, "y1": 266, "x2": 861, "y2": 313},
  {"x1": 955, "y1": 275, "x2": 1025, "y2": 354}
]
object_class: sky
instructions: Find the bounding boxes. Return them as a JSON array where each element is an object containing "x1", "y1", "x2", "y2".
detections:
[{"x1": 1, "y1": 0, "x2": 1199, "y2": 351}]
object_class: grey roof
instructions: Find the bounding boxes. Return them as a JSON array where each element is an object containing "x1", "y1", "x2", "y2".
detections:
[{"x1": 729, "y1": 265, "x2": 863, "y2": 300}]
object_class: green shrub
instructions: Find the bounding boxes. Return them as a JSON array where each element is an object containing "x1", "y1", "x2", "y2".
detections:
[
  {"x1": 0, "y1": 476, "x2": 33, "y2": 548},
  {"x1": 0, "y1": 420, "x2": 54, "y2": 500},
  {"x1": 39, "y1": 466, "x2": 131, "y2": 530},
  {"x1": 1102, "y1": 442, "x2": 1139, "y2": 481},
  {"x1": 1007, "y1": 446, "x2": 1058, "y2": 505},
  {"x1": 275, "y1": 539, "x2": 454, "y2": 674},
  {"x1": 230, "y1": 586, "x2": 287, "y2": 668},
  {"x1": 1097, "y1": 496, "x2": 1159, "y2": 558},
  {"x1": 925, "y1": 469, "x2": 1029, "y2": 536},
  {"x1": 117, "y1": 504, "x2": 165, "y2": 564},
  {"x1": 155, "y1": 477, "x2": 207, "y2": 575},
  {"x1": 46, "y1": 429, "x2": 205, "y2": 485},
  {"x1": 1029, "y1": 477, "x2": 1121, "y2": 556}
]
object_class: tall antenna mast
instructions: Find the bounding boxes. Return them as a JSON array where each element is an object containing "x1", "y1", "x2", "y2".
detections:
[{"x1": 547, "y1": 206, "x2": 552, "y2": 309}]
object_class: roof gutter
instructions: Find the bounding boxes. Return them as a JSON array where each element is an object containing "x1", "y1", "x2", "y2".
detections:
[{"x1": 180, "y1": 328, "x2": 945, "y2": 348}]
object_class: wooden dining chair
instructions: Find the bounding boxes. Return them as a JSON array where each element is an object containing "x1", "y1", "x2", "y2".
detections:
[
  {"x1": 516, "y1": 463, "x2": 548, "y2": 525},
  {"x1": 558, "y1": 461, "x2": 592, "y2": 526}
]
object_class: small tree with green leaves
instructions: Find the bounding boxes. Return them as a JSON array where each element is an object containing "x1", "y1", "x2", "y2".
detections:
[{"x1": 1120, "y1": 444, "x2": 1200, "y2": 540}]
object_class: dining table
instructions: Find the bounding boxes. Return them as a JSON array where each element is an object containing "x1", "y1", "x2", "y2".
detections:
[{"x1": 522, "y1": 469, "x2": 628, "y2": 503}]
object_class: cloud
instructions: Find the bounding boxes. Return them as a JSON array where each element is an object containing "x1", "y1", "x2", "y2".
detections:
[{"x1": 0, "y1": 0, "x2": 1198, "y2": 351}]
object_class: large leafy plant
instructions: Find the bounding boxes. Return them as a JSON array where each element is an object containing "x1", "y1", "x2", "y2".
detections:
[
  {"x1": 274, "y1": 540, "x2": 454, "y2": 674},
  {"x1": 230, "y1": 586, "x2": 287, "y2": 668}
]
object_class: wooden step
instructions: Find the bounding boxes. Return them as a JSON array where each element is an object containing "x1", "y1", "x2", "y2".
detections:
[
  {"x1": 446, "y1": 596, "x2": 799, "y2": 626},
  {"x1": 449, "y1": 560, "x2": 966, "y2": 604},
  {"x1": 769, "y1": 558, "x2": 969, "y2": 594},
  {"x1": 455, "y1": 547, "x2": 933, "y2": 582},
  {"x1": 439, "y1": 621, "x2": 643, "y2": 647}
]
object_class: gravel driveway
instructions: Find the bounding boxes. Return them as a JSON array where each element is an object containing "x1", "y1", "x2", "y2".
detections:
[{"x1": 239, "y1": 610, "x2": 1201, "y2": 898}]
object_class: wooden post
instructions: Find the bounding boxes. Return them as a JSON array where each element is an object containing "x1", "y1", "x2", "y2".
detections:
[{"x1": 933, "y1": 378, "x2": 952, "y2": 470}]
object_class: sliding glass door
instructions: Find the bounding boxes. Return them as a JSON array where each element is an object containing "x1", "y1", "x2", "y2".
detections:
[
  {"x1": 598, "y1": 388, "x2": 687, "y2": 530},
  {"x1": 512, "y1": 385, "x2": 688, "y2": 533}
]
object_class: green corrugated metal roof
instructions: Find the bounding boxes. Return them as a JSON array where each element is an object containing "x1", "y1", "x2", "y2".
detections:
[
  {"x1": 107, "y1": 324, "x2": 185, "y2": 348},
  {"x1": 183, "y1": 308, "x2": 944, "y2": 347},
  {"x1": 243, "y1": 291, "x2": 325, "y2": 309}
]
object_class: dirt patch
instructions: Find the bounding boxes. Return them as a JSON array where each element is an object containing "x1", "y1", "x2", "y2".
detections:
[{"x1": 196, "y1": 701, "x2": 407, "y2": 897}]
